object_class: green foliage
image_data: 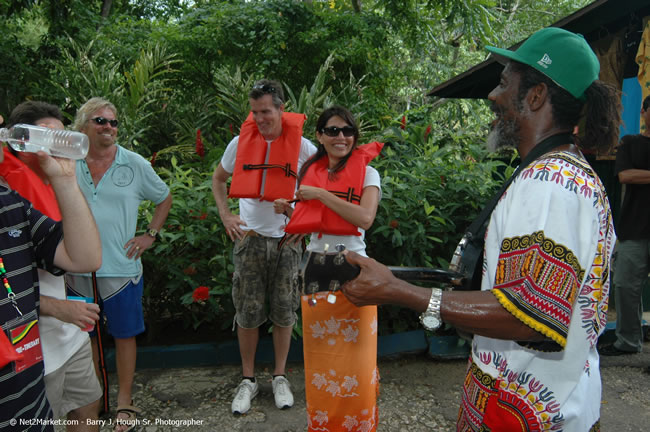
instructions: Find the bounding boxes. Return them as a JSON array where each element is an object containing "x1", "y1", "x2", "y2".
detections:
[
  {"x1": 284, "y1": 54, "x2": 336, "y2": 132},
  {"x1": 120, "y1": 44, "x2": 181, "y2": 149},
  {"x1": 48, "y1": 38, "x2": 180, "y2": 152},
  {"x1": 365, "y1": 107, "x2": 508, "y2": 334},
  {"x1": 209, "y1": 66, "x2": 256, "y2": 138},
  {"x1": 50, "y1": 37, "x2": 124, "y2": 115},
  {"x1": 140, "y1": 156, "x2": 234, "y2": 332}
]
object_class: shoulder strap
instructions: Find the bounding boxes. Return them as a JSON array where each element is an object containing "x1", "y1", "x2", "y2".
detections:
[{"x1": 465, "y1": 133, "x2": 573, "y2": 241}]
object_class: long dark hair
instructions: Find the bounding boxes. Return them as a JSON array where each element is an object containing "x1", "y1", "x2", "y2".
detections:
[
  {"x1": 297, "y1": 106, "x2": 359, "y2": 184},
  {"x1": 512, "y1": 61, "x2": 621, "y2": 153}
]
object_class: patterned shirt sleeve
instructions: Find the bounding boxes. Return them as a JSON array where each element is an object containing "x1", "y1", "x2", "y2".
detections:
[{"x1": 491, "y1": 230, "x2": 584, "y2": 348}]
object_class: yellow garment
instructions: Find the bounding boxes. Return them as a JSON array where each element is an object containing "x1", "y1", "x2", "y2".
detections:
[{"x1": 637, "y1": 19, "x2": 650, "y2": 132}]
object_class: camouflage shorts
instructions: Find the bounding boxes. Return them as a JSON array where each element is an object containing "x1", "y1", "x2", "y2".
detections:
[{"x1": 232, "y1": 234, "x2": 301, "y2": 328}]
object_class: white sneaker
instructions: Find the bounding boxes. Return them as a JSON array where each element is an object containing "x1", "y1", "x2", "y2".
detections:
[
  {"x1": 272, "y1": 375, "x2": 294, "y2": 409},
  {"x1": 231, "y1": 379, "x2": 259, "y2": 414}
]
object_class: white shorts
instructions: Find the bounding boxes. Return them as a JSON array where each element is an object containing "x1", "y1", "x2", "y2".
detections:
[{"x1": 44, "y1": 338, "x2": 102, "y2": 418}]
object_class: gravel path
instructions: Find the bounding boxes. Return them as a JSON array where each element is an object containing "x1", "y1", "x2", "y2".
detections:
[{"x1": 61, "y1": 341, "x2": 650, "y2": 432}]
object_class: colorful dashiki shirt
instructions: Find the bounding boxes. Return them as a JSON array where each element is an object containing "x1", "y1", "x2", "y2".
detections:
[
  {"x1": 302, "y1": 291, "x2": 379, "y2": 432},
  {"x1": 457, "y1": 151, "x2": 615, "y2": 432}
]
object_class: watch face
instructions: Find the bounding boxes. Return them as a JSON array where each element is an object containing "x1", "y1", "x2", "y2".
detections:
[{"x1": 422, "y1": 315, "x2": 441, "y2": 330}]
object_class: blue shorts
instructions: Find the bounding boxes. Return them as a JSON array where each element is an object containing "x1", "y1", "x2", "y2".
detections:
[{"x1": 95, "y1": 277, "x2": 145, "y2": 339}]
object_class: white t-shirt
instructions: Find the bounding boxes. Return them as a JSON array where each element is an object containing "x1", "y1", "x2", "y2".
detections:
[
  {"x1": 305, "y1": 166, "x2": 381, "y2": 256},
  {"x1": 221, "y1": 135, "x2": 317, "y2": 238},
  {"x1": 38, "y1": 269, "x2": 89, "y2": 375}
]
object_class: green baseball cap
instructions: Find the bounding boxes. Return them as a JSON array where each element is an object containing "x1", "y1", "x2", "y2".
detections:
[{"x1": 486, "y1": 27, "x2": 600, "y2": 101}]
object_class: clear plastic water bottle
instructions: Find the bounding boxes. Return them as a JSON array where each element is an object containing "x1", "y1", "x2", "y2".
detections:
[{"x1": 0, "y1": 124, "x2": 89, "y2": 159}]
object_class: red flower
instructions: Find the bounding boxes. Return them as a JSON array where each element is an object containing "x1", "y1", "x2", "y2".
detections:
[
  {"x1": 192, "y1": 286, "x2": 209, "y2": 302},
  {"x1": 400, "y1": 115, "x2": 406, "y2": 130},
  {"x1": 425, "y1": 125, "x2": 431, "y2": 139},
  {"x1": 199, "y1": 212, "x2": 207, "y2": 220},
  {"x1": 183, "y1": 266, "x2": 197, "y2": 275},
  {"x1": 150, "y1": 152, "x2": 157, "y2": 166},
  {"x1": 195, "y1": 129, "x2": 205, "y2": 158},
  {"x1": 389, "y1": 220, "x2": 399, "y2": 229}
]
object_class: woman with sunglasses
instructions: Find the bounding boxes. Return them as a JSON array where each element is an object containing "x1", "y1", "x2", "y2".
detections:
[{"x1": 274, "y1": 106, "x2": 382, "y2": 431}]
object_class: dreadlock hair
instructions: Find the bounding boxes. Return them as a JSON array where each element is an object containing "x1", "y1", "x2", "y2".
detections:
[
  {"x1": 297, "y1": 106, "x2": 359, "y2": 185},
  {"x1": 511, "y1": 61, "x2": 621, "y2": 153}
]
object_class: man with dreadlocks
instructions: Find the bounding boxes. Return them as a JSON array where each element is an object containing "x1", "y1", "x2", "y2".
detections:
[{"x1": 342, "y1": 27, "x2": 620, "y2": 431}]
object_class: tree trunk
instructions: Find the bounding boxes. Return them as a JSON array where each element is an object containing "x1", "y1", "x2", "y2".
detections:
[
  {"x1": 351, "y1": 0, "x2": 361, "y2": 13},
  {"x1": 101, "y1": 0, "x2": 113, "y2": 18}
]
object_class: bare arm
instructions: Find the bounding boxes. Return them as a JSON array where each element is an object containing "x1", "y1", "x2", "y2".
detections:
[
  {"x1": 618, "y1": 168, "x2": 650, "y2": 184},
  {"x1": 40, "y1": 295, "x2": 100, "y2": 330},
  {"x1": 124, "y1": 192, "x2": 173, "y2": 260},
  {"x1": 342, "y1": 251, "x2": 544, "y2": 341},
  {"x1": 149, "y1": 193, "x2": 173, "y2": 232},
  {"x1": 212, "y1": 163, "x2": 246, "y2": 241},
  {"x1": 440, "y1": 290, "x2": 543, "y2": 341},
  {"x1": 40, "y1": 153, "x2": 101, "y2": 273},
  {"x1": 297, "y1": 185, "x2": 380, "y2": 230}
]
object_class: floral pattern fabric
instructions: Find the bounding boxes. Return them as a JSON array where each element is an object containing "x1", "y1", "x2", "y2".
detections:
[{"x1": 303, "y1": 291, "x2": 379, "y2": 432}]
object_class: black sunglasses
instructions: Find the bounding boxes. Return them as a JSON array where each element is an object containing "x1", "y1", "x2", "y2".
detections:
[
  {"x1": 90, "y1": 117, "x2": 119, "y2": 128},
  {"x1": 321, "y1": 126, "x2": 356, "y2": 137},
  {"x1": 252, "y1": 84, "x2": 276, "y2": 94}
]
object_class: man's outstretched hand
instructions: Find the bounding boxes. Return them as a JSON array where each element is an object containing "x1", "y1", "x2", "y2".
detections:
[{"x1": 341, "y1": 250, "x2": 398, "y2": 307}]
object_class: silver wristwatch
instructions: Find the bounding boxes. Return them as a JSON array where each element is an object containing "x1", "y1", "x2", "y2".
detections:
[{"x1": 419, "y1": 288, "x2": 443, "y2": 331}]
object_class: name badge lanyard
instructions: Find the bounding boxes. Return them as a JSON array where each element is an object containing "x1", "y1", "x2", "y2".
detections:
[{"x1": 0, "y1": 257, "x2": 23, "y2": 317}]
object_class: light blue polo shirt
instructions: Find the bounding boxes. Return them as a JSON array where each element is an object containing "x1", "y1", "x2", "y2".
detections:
[{"x1": 73, "y1": 144, "x2": 170, "y2": 277}]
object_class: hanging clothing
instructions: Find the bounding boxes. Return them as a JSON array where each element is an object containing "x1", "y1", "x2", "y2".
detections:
[{"x1": 637, "y1": 19, "x2": 650, "y2": 131}]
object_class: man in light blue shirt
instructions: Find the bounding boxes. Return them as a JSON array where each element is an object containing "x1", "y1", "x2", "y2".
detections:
[{"x1": 66, "y1": 97, "x2": 172, "y2": 431}]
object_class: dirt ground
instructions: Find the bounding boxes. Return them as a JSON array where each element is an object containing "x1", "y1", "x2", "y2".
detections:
[{"x1": 74, "y1": 341, "x2": 650, "y2": 432}]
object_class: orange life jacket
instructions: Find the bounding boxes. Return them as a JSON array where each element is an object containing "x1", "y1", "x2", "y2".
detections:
[
  {"x1": 0, "y1": 148, "x2": 61, "y2": 220},
  {"x1": 228, "y1": 111, "x2": 305, "y2": 201},
  {"x1": 285, "y1": 142, "x2": 383, "y2": 236}
]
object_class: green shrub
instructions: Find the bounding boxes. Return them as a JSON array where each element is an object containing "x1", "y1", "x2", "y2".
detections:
[
  {"x1": 365, "y1": 115, "x2": 509, "y2": 335},
  {"x1": 139, "y1": 156, "x2": 235, "y2": 339}
]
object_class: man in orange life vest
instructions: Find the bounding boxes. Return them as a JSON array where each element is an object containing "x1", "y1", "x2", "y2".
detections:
[{"x1": 212, "y1": 79, "x2": 317, "y2": 415}]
